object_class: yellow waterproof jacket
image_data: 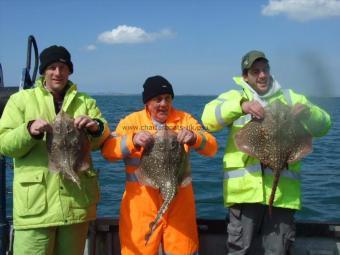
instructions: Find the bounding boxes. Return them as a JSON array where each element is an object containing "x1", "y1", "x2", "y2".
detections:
[
  {"x1": 0, "y1": 77, "x2": 110, "y2": 229},
  {"x1": 201, "y1": 77, "x2": 331, "y2": 210}
]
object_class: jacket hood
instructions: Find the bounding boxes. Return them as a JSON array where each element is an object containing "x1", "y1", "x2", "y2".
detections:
[
  {"x1": 233, "y1": 76, "x2": 282, "y2": 106},
  {"x1": 34, "y1": 76, "x2": 76, "y2": 93}
]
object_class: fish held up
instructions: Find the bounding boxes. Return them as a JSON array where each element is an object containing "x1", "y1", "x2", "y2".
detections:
[
  {"x1": 136, "y1": 128, "x2": 191, "y2": 245},
  {"x1": 234, "y1": 100, "x2": 312, "y2": 215},
  {"x1": 46, "y1": 111, "x2": 91, "y2": 187}
]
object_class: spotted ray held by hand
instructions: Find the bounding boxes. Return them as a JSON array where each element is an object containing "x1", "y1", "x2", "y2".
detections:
[
  {"x1": 47, "y1": 111, "x2": 91, "y2": 187},
  {"x1": 235, "y1": 100, "x2": 312, "y2": 215},
  {"x1": 136, "y1": 128, "x2": 190, "y2": 245}
]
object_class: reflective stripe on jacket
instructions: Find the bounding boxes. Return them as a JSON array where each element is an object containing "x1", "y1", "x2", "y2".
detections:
[
  {"x1": 101, "y1": 107, "x2": 217, "y2": 254},
  {"x1": 201, "y1": 76, "x2": 331, "y2": 210},
  {"x1": 0, "y1": 77, "x2": 110, "y2": 229}
]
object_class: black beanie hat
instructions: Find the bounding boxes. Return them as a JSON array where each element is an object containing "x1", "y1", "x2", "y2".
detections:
[
  {"x1": 142, "y1": 75, "x2": 174, "y2": 104},
  {"x1": 39, "y1": 45, "x2": 73, "y2": 74}
]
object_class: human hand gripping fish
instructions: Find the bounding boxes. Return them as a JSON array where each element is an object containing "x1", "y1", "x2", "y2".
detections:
[
  {"x1": 177, "y1": 128, "x2": 197, "y2": 146},
  {"x1": 28, "y1": 119, "x2": 53, "y2": 136}
]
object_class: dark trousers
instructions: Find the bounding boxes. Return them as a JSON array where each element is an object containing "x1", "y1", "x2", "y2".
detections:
[{"x1": 226, "y1": 203, "x2": 296, "y2": 255}]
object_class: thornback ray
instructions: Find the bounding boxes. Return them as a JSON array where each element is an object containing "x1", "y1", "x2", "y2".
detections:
[
  {"x1": 46, "y1": 111, "x2": 92, "y2": 187},
  {"x1": 234, "y1": 100, "x2": 312, "y2": 215},
  {"x1": 136, "y1": 128, "x2": 191, "y2": 245}
]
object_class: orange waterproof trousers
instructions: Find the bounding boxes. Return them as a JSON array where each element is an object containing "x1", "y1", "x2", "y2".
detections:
[{"x1": 119, "y1": 182, "x2": 199, "y2": 255}]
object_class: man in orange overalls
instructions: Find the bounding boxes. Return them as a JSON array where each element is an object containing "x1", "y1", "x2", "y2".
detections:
[{"x1": 102, "y1": 75, "x2": 218, "y2": 255}]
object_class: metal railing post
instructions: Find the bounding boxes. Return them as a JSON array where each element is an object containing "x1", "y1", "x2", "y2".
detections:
[{"x1": 0, "y1": 156, "x2": 8, "y2": 254}]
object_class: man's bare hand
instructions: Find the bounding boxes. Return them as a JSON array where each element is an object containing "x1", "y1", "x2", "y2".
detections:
[
  {"x1": 177, "y1": 128, "x2": 197, "y2": 146},
  {"x1": 74, "y1": 115, "x2": 99, "y2": 133},
  {"x1": 133, "y1": 131, "x2": 154, "y2": 149},
  {"x1": 241, "y1": 100, "x2": 265, "y2": 119},
  {"x1": 29, "y1": 119, "x2": 52, "y2": 135},
  {"x1": 292, "y1": 104, "x2": 310, "y2": 120}
]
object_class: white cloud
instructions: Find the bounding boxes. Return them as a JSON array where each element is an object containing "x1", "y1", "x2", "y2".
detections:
[
  {"x1": 262, "y1": 0, "x2": 340, "y2": 21},
  {"x1": 85, "y1": 44, "x2": 97, "y2": 51},
  {"x1": 97, "y1": 25, "x2": 175, "y2": 44}
]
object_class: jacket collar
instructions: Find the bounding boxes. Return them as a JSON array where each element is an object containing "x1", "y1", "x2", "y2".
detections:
[
  {"x1": 35, "y1": 76, "x2": 77, "y2": 94},
  {"x1": 143, "y1": 106, "x2": 181, "y2": 131},
  {"x1": 233, "y1": 76, "x2": 282, "y2": 106},
  {"x1": 35, "y1": 76, "x2": 78, "y2": 112}
]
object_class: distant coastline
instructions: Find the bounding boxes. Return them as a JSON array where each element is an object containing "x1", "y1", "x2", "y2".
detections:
[
  {"x1": 89, "y1": 92, "x2": 339, "y2": 98},
  {"x1": 1, "y1": 88, "x2": 338, "y2": 98},
  {"x1": 89, "y1": 92, "x2": 219, "y2": 97}
]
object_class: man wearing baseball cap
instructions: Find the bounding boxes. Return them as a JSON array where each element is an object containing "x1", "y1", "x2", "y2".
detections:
[
  {"x1": 201, "y1": 50, "x2": 331, "y2": 254},
  {"x1": 0, "y1": 45, "x2": 110, "y2": 254}
]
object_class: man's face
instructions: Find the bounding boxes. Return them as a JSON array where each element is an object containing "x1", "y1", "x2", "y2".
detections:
[
  {"x1": 243, "y1": 59, "x2": 271, "y2": 95},
  {"x1": 146, "y1": 93, "x2": 173, "y2": 123},
  {"x1": 44, "y1": 62, "x2": 70, "y2": 93}
]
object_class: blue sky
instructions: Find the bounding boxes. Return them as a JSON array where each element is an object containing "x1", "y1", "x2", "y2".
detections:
[{"x1": 1, "y1": 0, "x2": 340, "y2": 96}]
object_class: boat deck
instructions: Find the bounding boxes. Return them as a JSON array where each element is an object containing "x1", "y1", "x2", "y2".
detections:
[{"x1": 82, "y1": 218, "x2": 340, "y2": 255}]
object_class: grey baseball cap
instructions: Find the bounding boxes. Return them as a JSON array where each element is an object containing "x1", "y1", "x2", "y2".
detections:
[{"x1": 241, "y1": 50, "x2": 268, "y2": 72}]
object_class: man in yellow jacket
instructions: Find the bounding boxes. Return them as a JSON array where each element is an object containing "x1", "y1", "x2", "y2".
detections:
[
  {"x1": 201, "y1": 50, "x2": 331, "y2": 254},
  {"x1": 0, "y1": 45, "x2": 109, "y2": 255},
  {"x1": 102, "y1": 75, "x2": 218, "y2": 255}
]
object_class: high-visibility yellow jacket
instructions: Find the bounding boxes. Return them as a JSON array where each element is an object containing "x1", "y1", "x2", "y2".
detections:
[
  {"x1": 201, "y1": 77, "x2": 331, "y2": 210},
  {"x1": 102, "y1": 107, "x2": 217, "y2": 255},
  {"x1": 0, "y1": 77, "x2": 110, "y2": 229}
]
